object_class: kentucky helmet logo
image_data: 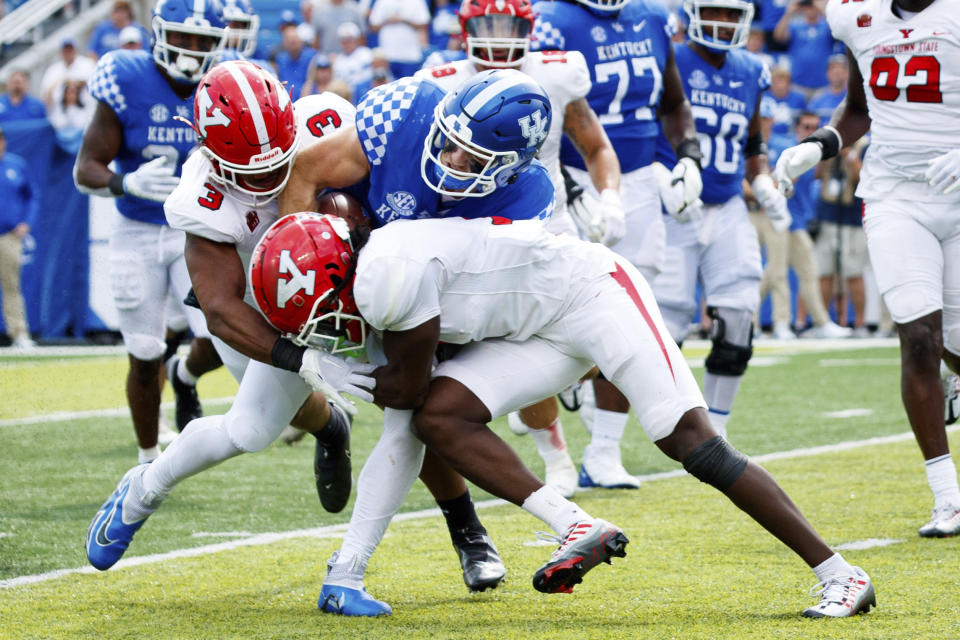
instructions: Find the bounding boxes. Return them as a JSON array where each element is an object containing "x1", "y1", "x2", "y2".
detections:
[{"x1": 518, "y1": 111, "x2": 548, "y2": 149}]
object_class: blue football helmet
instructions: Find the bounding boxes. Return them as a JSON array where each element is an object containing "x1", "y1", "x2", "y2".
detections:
[
  {"x1": 683, "y1": 0, "x2": 754, "y2": 51},
  {"x1": 152, "y1": 0, "x2": 228, "y2": 84},
  {"x1": 222, "y1": 0, "x2": 259, "y2": 58},
  {"x1": 570, "y1": 0, "x2": 630, "y2": 11},
  {"x1": 421, "y1": 68, "x2": 551, "y2": 198}
]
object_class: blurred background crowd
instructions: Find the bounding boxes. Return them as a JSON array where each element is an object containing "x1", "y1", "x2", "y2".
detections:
[{"x1": 0, "y1": 0, "x2": 887, "y2": 347}]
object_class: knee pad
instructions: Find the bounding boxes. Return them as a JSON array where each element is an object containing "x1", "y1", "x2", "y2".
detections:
[
  {"x1": 223, "y1": 409, "x2": 277, "y2": 453},
  {"x1": 123, "y1": 332, "x2": 166, "y2": 361},
  {"x1": 682, "y1": 435, "x2": 748, "y2": 491},
  {"x1": 704, "y1": 307, "x2": 754, "y2": 376}
]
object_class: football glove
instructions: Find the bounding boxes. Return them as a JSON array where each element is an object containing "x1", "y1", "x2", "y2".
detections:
[
  {"x1": 122, "y1": 157, "x2": 181, "y2": 203},
  {"x1": 925, "y1": 148, "x2": 960, "y2": 195},
  {"x1": 299, "y1": 349, "x2": 376, "y2": 416},
  {"x1": 774, "y1": 142, "x2": 823, "y2": 198},
  {"x1": 598, "y1": 188, "x2": 626, "y2": 246},
  {"x1": 567, "y1": 188, "x2": 605, "y2": 244},
  {"x1": 652, "y1": 161, "x2": 703, "y2": 224},
  {"x1": 752, "y1": 174, "x2": 792, "y2": 232},
  {"x1": 670, "y1": 157, "x2": 703, "y2": 218}
]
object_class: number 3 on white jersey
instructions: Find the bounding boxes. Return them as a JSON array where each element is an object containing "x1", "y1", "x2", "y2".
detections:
[{"x1": 594, "y1": 57, "x2": 662, "y2": 125}]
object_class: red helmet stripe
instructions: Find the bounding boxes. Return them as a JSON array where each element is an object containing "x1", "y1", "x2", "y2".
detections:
[{"x1": 225, "y1": 62, "x2": 272, "y2": 153}]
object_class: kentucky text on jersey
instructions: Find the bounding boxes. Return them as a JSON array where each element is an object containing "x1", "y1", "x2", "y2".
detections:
[
  {"x1": 689, "y1": 90, "x2": 748, "y2": 114},
  {"x1": 596, "y1": 38, "x2": 654, "y2": 60},
  {"x1": 147, "y1": 126, "x2": 198, "y2": 143}
]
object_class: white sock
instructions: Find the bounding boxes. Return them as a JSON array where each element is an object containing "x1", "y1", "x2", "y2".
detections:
[
  {"x1": 703, "y1": 372, "x2": 743, "y2": 417},
  {"x1": 812, "y1": 552, "x2": 854, "y2": 582},
  {"x1": 335, "y1": 408, "x2": 425, "y2": 579},
  {"x1": 177, "y1": 357, "x2": 199, "y2": 386},
  {"x1": 925, "y1": 453, "x2": 960, "y2": 508},
  {"x1": 529, "y1": 418, "x2": 569, "y2": 464},
  {"x1": 324, "y1": 550, "x2": 368, "y2": 590},
  {"x1": 590, "y1": 408, "x2": 629, "y2": 448},
  {"x1": 139, "y1": 415, "x2": 243, "y2": 515},
  {"x1": 138, "y1": 445, "x2": 160, "y2": 464},
  {"x1": 521, "y1": 485, "x2": 590, "y2": 534},
  {"x1": 707, "y1": 409, "x2": 730, "y2": 440}
]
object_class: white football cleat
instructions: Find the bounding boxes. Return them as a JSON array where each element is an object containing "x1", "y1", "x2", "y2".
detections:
[
  {"x1": 802, "y1": 567, "x2": 875, "y2": 618},
  {"x1": 772, "y1": 322, "x2": 796, "y2": 341},
  {"x1": 804, "y1": 321, "x2": 853, "y2": 339},
  {"x1": 918, "y1": 503, "x2": 960, "y2": 538},
  {"x1": 507, "y1": 411, "x2": 529, "y2": 436},
  {"x1": 578, "y1": 445, "x2": 640, "y2": 489},
  {"x1": 544, "y1": 455, "x2": 578, "y2": 498}
]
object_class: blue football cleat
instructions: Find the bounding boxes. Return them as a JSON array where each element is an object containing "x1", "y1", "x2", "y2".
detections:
[
  {"x1": 85, "y1": 465, "x2": 152, "y2": 570},
  {"x1": 318, "y1": 584, "x2": 392, "y2": 617}
]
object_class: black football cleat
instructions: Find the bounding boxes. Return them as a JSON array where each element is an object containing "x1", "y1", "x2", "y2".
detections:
[
  {"x1": 452, "y1": 527, "x2": 506, "y2": 592},
  {"x1": 533, "y1": 518, "x2": 628, "y2": 594},
  {"x1": 166, "y1": 356, "x2": 202, "y2": 432},
  {"x1": 315, "y1": 402, "x2": 352, "y2": 513}
]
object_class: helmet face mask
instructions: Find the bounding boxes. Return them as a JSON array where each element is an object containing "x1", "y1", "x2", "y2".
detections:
[
  {"x1": 249, "y1": 213, "x2": 367, "y2": 357},
  {"x1": 152, "y1": 0, "x2": 228, "y2": 84},
  {"x1": 420, "y1": 68, "x2": 551, "y2": 198},
  {"x1": 193, "y1": 60, "x2": 299, "y2": 207},
  {"x1": 223, "y1": 0, "x2": 259, "y2": 57},
  {"x1": 459, "y1": 0, "x2": 534, "y2": 69},
  {"x1": 422, "y1": 104, "x2": 520, "y2": 197},
  {"x1": 683, "y1": 0, "x2": 755, "y2": 51},
  {"x1": 571, "y1": 0, "x2": 630, "y2": 12}
]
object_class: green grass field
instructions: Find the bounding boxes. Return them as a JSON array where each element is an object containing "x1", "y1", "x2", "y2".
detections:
[{"x1": 2, "y1": 341, "x2": 960, "y2": 639}]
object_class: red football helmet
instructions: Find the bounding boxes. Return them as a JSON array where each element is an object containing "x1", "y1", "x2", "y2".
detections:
[
  {"x1": 192, "y1": 60, "x2": 299, "y2": 206},
  {"x1": 459, "y1": 0, "x2": 534, "y2": 69},
  {"x1": 249, "y1": 213, "x2": 366, "y2": 355}
]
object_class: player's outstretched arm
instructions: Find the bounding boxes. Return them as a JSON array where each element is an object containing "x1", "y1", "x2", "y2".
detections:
[
  {"x1": 829, "y1": 49, "x2": 871, "y2": 148},
  {"x1": 373, "y1": 317, "x2": 441, "y2": 411},
  {"x1": 184, "y1": 233, "x2": 281, "y2": 364},
  {"x1": 744, "y1": 98, "x2": 792, "y2": 232},
  {"x1": 564, "y1": 98, "x2": 620, "y2": 194},
  {"x1": 278, "y1": 125, "x2": 370, "y2": 215},
  {"x1": 775, "y1": 50, "x2": 871, "y2": 197},
  {"x1": 658, "y1": 46, "x2": 698, "y2": 152},
  {"x1": 73, "y1": 101, "x2": 124, "y2": 196},
  {"x1": 563, "y1": 97, "x2": 625, "y2": 245}
]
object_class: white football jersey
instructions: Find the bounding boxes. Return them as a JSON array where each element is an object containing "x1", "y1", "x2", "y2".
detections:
[
  {"x1": 354, "y1": 217, "x2": 616, "y2": 343},
  {"x1": 165, "y1": 92, "x2": 356, "y2": 305},
  {"x1": 415, "y1": 52, "x2": 592, "y2": 224},
  {"x1": 826, "y1": 0, "x2": 960, "y2": 201}
]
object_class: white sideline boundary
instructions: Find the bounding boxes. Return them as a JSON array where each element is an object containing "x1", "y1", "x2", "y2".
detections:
[{"x1": 3, "y1": 422, "x2": 956, "y2": 591}]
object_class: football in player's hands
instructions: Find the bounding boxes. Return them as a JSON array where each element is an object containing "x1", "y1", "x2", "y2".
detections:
[{"x1": 316, "y1": 191, "x2": 370, "y2": 234}]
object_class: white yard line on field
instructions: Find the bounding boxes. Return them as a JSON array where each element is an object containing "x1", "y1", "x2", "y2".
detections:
[
  {"x1": 3, "y1": 423, "x2": 956, "y2": 591},
  {"x1": 0, "y1": 398, "x2": 236, "y2": 428}
]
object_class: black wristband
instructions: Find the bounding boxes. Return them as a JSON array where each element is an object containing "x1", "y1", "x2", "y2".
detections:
[
  {"x1": 676, "y1": 138, "x2": 703, "y2": 170},
  {"x1": 744, "y1": 133, "x2": 768, "y2": 158},
  {"x1": 271, "y1": 337, "x2": 307, "y2": 372},
  {"x1": 801, "y1": 126, "x2": 841, "y2": 160},
  {"x1": 108, "y1": 173, "x2": 125, "y2": 196}
]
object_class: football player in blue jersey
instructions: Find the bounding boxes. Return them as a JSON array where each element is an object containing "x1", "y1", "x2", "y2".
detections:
[
  {"x1": 279, "y1": 70, "x2": 618, "y2": 615},
  {"x1": 74, "y1": 0, "x2": 229, "y2": 462},
  {"x1": 649, "y1": 0, "x2": 793, "y2": 442},
  {"x1": 531, "y1": 0, "x2": 703, "y2": 490}
]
